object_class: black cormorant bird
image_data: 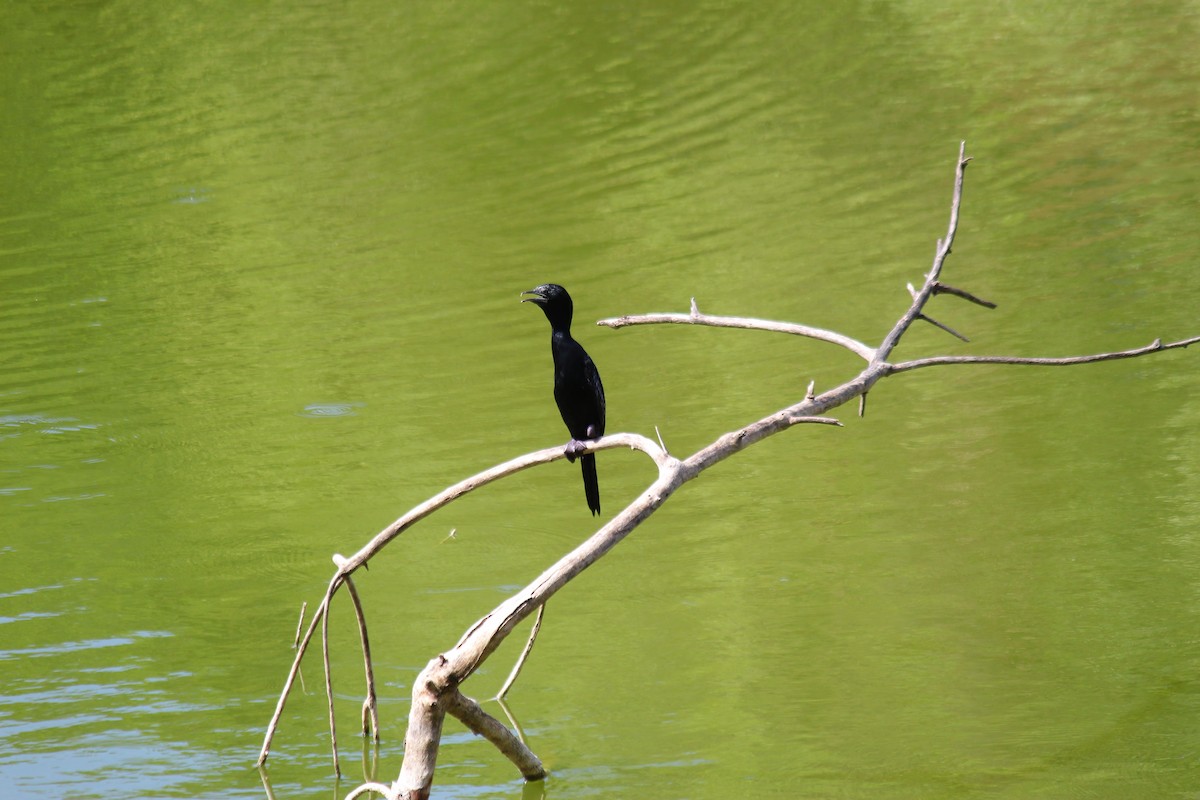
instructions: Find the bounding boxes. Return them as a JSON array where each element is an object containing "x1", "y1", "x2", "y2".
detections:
[{"x1": 521, "y1": 283, "x2": 606, "y2": 515}]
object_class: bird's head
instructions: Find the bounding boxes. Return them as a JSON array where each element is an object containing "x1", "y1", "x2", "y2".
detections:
[{"x1": 521, "y1": 283, "x2": 574, "y2": 330}]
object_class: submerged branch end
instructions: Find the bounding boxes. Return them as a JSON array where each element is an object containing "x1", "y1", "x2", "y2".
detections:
[{"x1": 444, "y1": 690, "x2": 546, "y2": 780}]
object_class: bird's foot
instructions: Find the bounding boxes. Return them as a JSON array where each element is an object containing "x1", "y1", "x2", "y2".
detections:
[{"x1": 564, "y1": 439, "x2": 587, "y2": 463}]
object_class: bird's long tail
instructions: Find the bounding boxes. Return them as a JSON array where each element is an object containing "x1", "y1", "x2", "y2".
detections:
[{"x1": 581, "y1": 453, "x2": 600, "y2": 516}]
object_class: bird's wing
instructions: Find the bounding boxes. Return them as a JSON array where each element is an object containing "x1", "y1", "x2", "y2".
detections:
[{"x1": 584, "y1": 353, "x2": 605, "y2": 435}]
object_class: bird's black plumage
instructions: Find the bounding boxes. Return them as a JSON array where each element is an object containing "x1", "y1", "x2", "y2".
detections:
[{"x1": 522, "y1": 283, "x2": 606, "y2": 515}]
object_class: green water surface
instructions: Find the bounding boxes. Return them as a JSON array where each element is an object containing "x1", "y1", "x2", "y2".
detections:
[{"x1": 2, "y1": 2, "x2": 1199, "y2": 798}]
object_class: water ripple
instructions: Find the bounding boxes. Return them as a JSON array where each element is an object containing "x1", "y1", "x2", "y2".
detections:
[{"x1": 297, "y1": 402, "x2": 364, "y2": 418}]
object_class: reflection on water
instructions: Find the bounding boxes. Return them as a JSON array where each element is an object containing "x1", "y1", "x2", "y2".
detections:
[{"x1": 2, "y1": 1, "x2": 1200, "y2": 798}]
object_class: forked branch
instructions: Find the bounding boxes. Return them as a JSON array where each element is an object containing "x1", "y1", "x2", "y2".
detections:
[{"x1": 260, "y1": 142, "x2": 1197, "y2": 800}]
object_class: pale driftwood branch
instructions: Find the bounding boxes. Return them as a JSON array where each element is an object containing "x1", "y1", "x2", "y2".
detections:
[
  {"x1": 261, "y1": 141, "x2": 1200, "y2": 800},
  {"x1": 392, "y1": 464, "x2": 682, "y2": 799},
  {"x1": 597, "y1": 305, "x2": 877, "y2": 362},
  {"x1": 496, "y1": 603, "x2": 545, "y2": 701},
  {"x1": 343, "y1": 575, "x2": 380, "y2": 741},
  {"x1": 322, "y1": 592, "x2": 340, "y2": 777},
  {"x1": 872, "y1": 142, "x2": 971, "y2": 366},
  {"x1": 443, "y1": 690, "x2": 545, "y2": 779},
  {"x1": 257, "y1": 434, "x2": 670, "y2": 768},
  {"x1": 886, "y1": 335, "x2": 1200, "y2": 375}
]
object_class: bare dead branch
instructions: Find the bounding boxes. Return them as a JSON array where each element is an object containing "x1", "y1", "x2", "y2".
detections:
[
  {"x1": 261, "y1": 141, "x2": 1200, "y2": 800},
  {"x1": 443, "y1": 691, "x2": 546, "y2": 780},
  {"x1": 344, "y1": 575, "x2": 380, "y2": 741},
  {"x1": 886, "y1": 335, "x2": 1200, "y2": 375},
  {"x1": 597, "y1": 306, "x2": 877, "y2": 362},
  {"x1": 872, "y1": 141, "x2": 971, "y2": 365},
  {"x1": 258, "y1": 433, "x2": 671, "y2": 769},
  {"x1": 322, "y1": 593, "x2": 340, "y2": 777}
]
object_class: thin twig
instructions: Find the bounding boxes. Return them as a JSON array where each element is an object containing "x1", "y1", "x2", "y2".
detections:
[
  {"x1": 917, "y1": 313, "x2": 970, "y2": 342},
  {"x1": 293, "y1": 602, "x2": 307, "y2": 648},
  {"x1": 872, "y1": 142, "x2": 971, "y2": 365},
  {"x1": 933, "y1": 281, "x2": 996, "y2": 309},
  {"x1": 344, "y1": 575, "x2": 380, "y2": 741},
  {"x1": 322, "y1": 595, "x2": 341, "y2": 777},
  {"x1": 496, "y1": 603, "x2": 546, "y2": 700},
  {"x1": 258, "y1": 582, "x2": 338, "y2": 765},
  {"x1": 887, "y1": 335, "x2": 1200, "y2": 375}
]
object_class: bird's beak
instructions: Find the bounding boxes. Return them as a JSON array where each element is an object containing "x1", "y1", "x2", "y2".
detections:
[{"x1": 520, "y1": 289, "x2": 545, "y2": 304}]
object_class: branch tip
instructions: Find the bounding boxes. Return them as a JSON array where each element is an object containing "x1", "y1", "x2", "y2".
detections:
[
  {"x1": 293, "y1": 602, "x2": 307, "y2": 649},
  {"x1": 917, "y1": 313, "x2": 970, "y2": 343},
  {"x1": 932, "y1": 281, "x2": 997, "y2": 309}
]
